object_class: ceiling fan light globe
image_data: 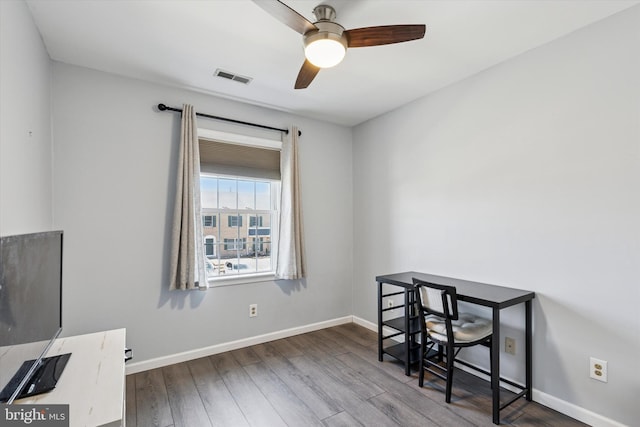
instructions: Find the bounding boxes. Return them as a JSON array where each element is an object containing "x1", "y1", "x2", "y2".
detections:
[{"x1": 305, "y1": 39, "x2": 346, "y2": 68}]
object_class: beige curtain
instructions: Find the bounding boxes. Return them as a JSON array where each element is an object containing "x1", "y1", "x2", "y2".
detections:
[
  {"x1": 169, "y1": 104, "x2": 206, "y2": 290},
  {"x1": 276, "y1": 126, "x2": 306, "y2": 279}
]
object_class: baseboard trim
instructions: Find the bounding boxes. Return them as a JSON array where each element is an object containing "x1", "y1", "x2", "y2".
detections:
[
  {"x1": 353, "y1": 315, "x2": 400, "y2": 339},
  {"x1": 532, "y1": 389, "x2": 627, "y2": 427},
  {"x1": 352, "y1": 315, "x2": 377, "y2": 331},
  {"x1": 125, "y1": 315, "x2": 353, "y2": 375}
]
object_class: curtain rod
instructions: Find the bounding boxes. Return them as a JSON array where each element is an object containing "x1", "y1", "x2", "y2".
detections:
[{"x1": 156, "y1": 104, "x2": 301, "y2": 136}]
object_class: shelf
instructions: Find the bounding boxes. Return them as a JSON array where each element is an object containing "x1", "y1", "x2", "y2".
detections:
[
  {"x1": 382, "y1": 342, "x2": 421, "y2": 365},
  {"x1": 377, "y1": 280, "x2": 419, "y2": 376},
  {"x1": 383, "y1": 316, "x2": 421, "y2": 334},
  {"x1": 383, "y1": 342, "x2": 440, "y2": 366}
]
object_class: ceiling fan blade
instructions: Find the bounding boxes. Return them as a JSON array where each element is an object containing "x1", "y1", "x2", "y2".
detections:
[
  {"x1": 295, "y1": 60, "x2": 321, "y2": 89},
  {"x1": 252, "y1": 0, "x2": 316, "y2": 35},
  {"x1": 345, "y1": 25, "x2": 426, "y2": 48}
]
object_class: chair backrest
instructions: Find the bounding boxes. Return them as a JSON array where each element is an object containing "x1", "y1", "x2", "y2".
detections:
[{"x1": 412, "y1": 278, "x2": 459, "y2": 321}]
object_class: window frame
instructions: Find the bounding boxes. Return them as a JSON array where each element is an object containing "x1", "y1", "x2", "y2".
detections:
[{"x1": 198, "y1": 128, "x2": 282, "y2": 287}]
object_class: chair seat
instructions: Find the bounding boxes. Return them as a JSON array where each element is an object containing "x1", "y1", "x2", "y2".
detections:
[{"x1": 426, "y1": 313, "x2": 492, "y2": 343}]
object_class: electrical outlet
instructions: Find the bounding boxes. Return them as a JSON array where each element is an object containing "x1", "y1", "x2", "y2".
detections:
[
  {"x1": 249, "y1": 303, "x2": 258, "y2": 318},
  {"x1": 387, "y1": 300, "x2": 394, "y2": 308},
  {"x1": 505, "y1": 337, "x2": 516, "y2": 355},
  {"x1": 590, "y1": 357, "x2": 607, "y2": 382}
]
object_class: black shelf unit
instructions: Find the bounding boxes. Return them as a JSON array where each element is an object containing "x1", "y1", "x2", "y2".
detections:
[
  {"x1": 377, "y1": 283, "x2": 422, "y2": 375},
  {"x1": 383, "y1": 315, "x2": 421, "y2": 334}
]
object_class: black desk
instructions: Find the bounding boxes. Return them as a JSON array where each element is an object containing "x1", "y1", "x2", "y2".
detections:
[{"x1": 376, "y1": 271, "x2": 535, "y2": 425}]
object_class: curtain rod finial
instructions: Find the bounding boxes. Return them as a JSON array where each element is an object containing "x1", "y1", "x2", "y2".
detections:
[{"x1": 158, "y1": 103, "x2": 167, "y2": 111}]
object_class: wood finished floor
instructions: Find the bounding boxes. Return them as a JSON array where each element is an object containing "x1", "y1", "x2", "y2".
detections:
[{"x1": 126, "y1": 323, "x2": 586, "y2": 427}]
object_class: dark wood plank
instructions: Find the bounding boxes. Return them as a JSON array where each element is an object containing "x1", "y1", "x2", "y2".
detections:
[
  {"x1": 210, "y1": 352, "x2": 287, "y2": 427},
  {"x1": 125, "y1": 374, "x2": 137, "y2": 427},
  {"x1": 230, "y1": 346, "x2": 262, "y2": 366},
  {"x1": 286, "y1": 355, "x2": 400, "y2": 427},
  {"x1": 290, "y1": 330, "x2": 349, "y2": 356},
  {"x1": 335, "y1": 398, "x2": 402, "y2": 427},
  {"x1": 134, "y1": 368, "x2": 174, "y2": 427},
  {"x1": 332, "y1": 323, "x2": 379, "y2": 348},
  {"x1": 369, "y1": 392, "x2": 438, "y2": 427},
  {"x1": 334, "y1": 351, "x2": 476, "y2": 427},
  {"x1": 270, "y1": 336, "x2": 305, "y2": 357},
  {"x1": 288, "y1": 332, "x2": 386, "y2": 399},
  {"x1": 243, "y1": 361, "x2": 324, "y2": 427},
  {"x1": 187, "y1": 357, "x2": 249, "y2": 427},
  {"x1": 322, "y1": 411, "x2": 366, "y2": 427},
  {"x1": 504, "y1": 397, "x2": 587, "y2": 427},
  {"x1": 162, "y1": 363, "x2": 212, "y2": 427},
  {"x1": 252, "y1": 342, "x2": 343, "y2": 420},
  {"x1": 313, "y1": 327, "x2": 415, "y2": 384}
]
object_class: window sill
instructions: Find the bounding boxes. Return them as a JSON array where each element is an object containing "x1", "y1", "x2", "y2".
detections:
[{"x1": 206, "y1": 272, "x2": 275, "y2": 288}]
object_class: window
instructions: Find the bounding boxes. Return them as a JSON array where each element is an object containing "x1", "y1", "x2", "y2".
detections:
[
  {"x1": 203, "y1": 215, "x2": 216, "y2": 228},
  {"x1": 201, "y1": 175, "x2": 279, "y2": 281},
  {"x1": 249, "y1": 216, "x2": 263, "y2": 227},
  {"x1": 228, "y1": 215, "x2": 243, "y2": 227},
  {"x1": 198, "y1": 130, "x2": 281, "y2": 284}
]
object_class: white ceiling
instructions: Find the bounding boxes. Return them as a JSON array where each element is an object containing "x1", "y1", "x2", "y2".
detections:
[{"x1": 26, "y1": 0, "x2": 639, "y2": 126}]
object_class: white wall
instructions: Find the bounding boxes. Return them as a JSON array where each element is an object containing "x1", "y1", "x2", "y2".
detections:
[
  {"x1": 51, "y1": 62, "x2": 354, "y2": 363},
  {"x1": 0, "y1": 0, "x2": 53, "y2": 235},
  {"x1": 353, "y1": 5, "x2": 639, "y2": 426}
]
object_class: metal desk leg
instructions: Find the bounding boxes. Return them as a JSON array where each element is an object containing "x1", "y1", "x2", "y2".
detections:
[
  {"x1": 404, "y1": 287, "x2": 411, "y2": 376},
  {"x1": 492, "y1": 307, "x2": 501, "y2": 424},
  {"x1": 525, "y1": 300, "x2": 533, "y2": 401},
  {"x1": 378, "y1": 282, "x2": 383, "y2": 362}
]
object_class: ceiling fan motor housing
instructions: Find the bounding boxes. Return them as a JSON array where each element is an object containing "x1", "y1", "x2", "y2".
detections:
[
  {"x1": 304, "y1": 4, "x2": 347, "y2": 56},
  {"x1": 303, "y1": 21, "x2": 347, "y2": 51}
]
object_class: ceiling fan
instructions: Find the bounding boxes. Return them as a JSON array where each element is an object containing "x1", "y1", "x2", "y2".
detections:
[{"x1": 252, "y1": 1, "x2": 426, "y2": 89}]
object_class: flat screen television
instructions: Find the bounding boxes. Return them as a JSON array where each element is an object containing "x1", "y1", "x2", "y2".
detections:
[{"x1": 0, "y1": 230, "x2": 70, "y2": 403}]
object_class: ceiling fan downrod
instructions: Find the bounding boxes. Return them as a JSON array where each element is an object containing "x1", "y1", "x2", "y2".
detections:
[{"x1": 312, "y1": 4, "x2": 337, "y2": 22}]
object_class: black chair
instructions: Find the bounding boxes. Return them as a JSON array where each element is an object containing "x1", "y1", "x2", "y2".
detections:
[{"x1": 413, "y1": 277, "x2": 493, "y2": 403}]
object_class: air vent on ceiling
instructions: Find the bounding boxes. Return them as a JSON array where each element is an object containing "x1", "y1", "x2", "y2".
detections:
[{"x1": 214, "y1": 69, "x2": 252, "y2": 85}]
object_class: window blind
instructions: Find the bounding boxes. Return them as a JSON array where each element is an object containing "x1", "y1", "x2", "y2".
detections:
[{"x1": 199, "y1": 138, "x2": 280, "y2": 180}]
